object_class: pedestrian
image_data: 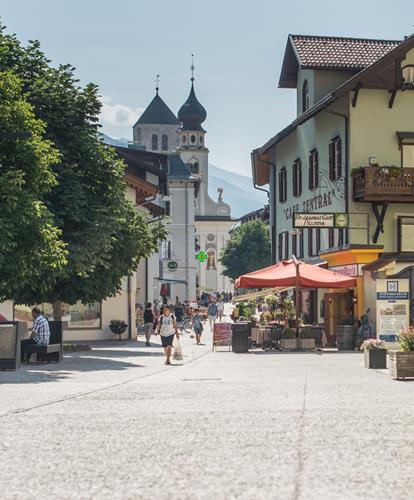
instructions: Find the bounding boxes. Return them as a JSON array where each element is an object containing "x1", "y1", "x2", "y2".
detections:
[
  {"x1": 217, "y1": 299, "x2": 225, "y2": 322},
  {"x1": 143, "y1": 302, "x2": 155, "y2": 346},
  {"x1": 191, "y1": 308, "x2": 204, "y2": 345},
  {"x1": 207, "y1": 300, "x2": 218, "y2": 330},
  {"x1": 21, "y1": 307, "x2": 50, "y2": 362},
  {"x1": 157, "y1": 305, "x2": 179, "y2": 365}
]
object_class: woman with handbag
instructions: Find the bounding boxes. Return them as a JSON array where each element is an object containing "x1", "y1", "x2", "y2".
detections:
[
  {"x1": 157, "y1": 305, "x2": 179, "y2": 365},
  {"x1": 191, "y1": 308, "x2": 204, "y2": 345}
]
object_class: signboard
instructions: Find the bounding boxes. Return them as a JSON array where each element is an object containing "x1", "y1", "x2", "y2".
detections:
[
  {"x1": 167, "y1": 261, "x2": 178, "y2": 270},
  {"x1": 330, "y1": 264, "x2": 363, "y2": 277},
  {"x1": 293, "y1": 213, "x2": 349, "y2": 228},
  {"x1": 213, "y1": 323, "x2": 232, "y2": 351},
  {"x1": 376, "y1": 279, "x2": 409, "y2": 338}
]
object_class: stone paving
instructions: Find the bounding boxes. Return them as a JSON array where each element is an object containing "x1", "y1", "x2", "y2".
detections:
[{"x1": 1, "y1": 318, "x2": 414, "y2": 499}]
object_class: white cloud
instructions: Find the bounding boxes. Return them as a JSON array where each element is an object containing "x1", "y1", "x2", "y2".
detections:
[{"x1": 99, "y1": 96, "x2": 144, "y2": 128}]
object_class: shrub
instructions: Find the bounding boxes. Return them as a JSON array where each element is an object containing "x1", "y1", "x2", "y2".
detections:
[
  {"x1": 360, "y1": 338, "x2": 386, "y2": 351},
  {"x1": 282, "y1": 328, "x2": 296, "y2": 339},
  {"x1": 398, "y1": 327, "x2": 414, "y2": 352},
  {"x1": 300, "y1": 327, "x2": 314, "y2": 339}
]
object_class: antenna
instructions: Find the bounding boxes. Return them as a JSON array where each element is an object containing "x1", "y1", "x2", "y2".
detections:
[
  {"x1": 190, "y1": 54, "x2": 195, "y2": 82},
  {"x1": 155, "y1": 74, "x2": 160, "y2": 94}
]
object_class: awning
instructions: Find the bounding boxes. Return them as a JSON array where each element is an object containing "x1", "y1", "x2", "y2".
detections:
[{"x1": 236, "y1": 259, "x2": 356, "y2": 289}]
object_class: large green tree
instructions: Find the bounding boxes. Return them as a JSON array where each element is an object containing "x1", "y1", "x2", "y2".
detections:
[
  {"x1": 0, "y1": 68, "x2": 67, "y2": 301},
  {"x1": 219, "y1": 219, "x2": 271, "y2": 281},
  {"x1": 0, "y1": 25, "x2": 165, "y2": 307}
]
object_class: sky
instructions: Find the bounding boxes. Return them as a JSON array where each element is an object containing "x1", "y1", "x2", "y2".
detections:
[{"x1": 1, "y1": 0, "x2": 414, "y2": 177}]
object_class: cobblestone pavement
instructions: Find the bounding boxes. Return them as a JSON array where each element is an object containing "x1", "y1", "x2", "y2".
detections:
[{"x1": 1, "y1": 314, "x2": 414, "y2": 499}]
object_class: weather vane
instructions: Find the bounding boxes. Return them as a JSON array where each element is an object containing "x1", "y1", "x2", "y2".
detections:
[
  {"x1": 190, "y1": 54, "x2": 195, "y2": 82},
  {"x1": 155, "y1": 74, "x2": 160, "y2": 94}
]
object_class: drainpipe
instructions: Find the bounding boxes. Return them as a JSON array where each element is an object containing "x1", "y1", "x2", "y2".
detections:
[
  {"x1": 185, "y1": 181, "x2": 189, "y2": 300},
  {"x1": 127, "y1": 275, "x2": 132, "y2": 340}
]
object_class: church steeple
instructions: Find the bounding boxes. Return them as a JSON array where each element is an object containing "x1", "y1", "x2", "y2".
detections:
[{"x1": 178, "y1": 56, "x2": 207, "y2": 132}]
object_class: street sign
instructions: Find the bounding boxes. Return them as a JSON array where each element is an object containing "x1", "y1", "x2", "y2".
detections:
[
  {"x1": 167, "y1": 261, "x2": 178, "y2": 270},
  {"x1": 293, "y1": 212, "x2": 349, "y2": 228}
]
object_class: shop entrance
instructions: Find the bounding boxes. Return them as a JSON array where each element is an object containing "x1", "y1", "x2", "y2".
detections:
[{"x1": 324, "y1": 292, "x2": 353, "y2": 346}]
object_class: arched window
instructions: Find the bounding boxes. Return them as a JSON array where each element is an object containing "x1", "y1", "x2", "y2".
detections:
[
  {"x1": 152, "y1": 134, "x2": 158, "y2": 150},
  {"x1": 191, "y1": 162, "x2": 199, "y2": 173},
  {"x1": 161, "y1": 134, "x2": 168, "y2": 151},
  {"x1": 191, "y1": 134, "x2": 196, "y2": 144},
  {"x1": 182, "y1": 135, "x2": 187, "y2": 144},
  {"x1": 199, "y1": 135, "x2": 203, "y2": 144},
  {"x1": 302, "y1": 80, "x2": 309, "y2": 113},
  {"x1": 402, "y1": 65, "x2": 414, "y2": 87}
]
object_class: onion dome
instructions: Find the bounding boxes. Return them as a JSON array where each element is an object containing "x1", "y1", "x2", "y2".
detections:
[{"x1": 178, "y1": 80, "x2": 207, "y2": 131}]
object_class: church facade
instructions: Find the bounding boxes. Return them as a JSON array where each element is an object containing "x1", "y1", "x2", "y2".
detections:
[{"x1": 133, "y1": 77, "x2": 235, "y2": 300}]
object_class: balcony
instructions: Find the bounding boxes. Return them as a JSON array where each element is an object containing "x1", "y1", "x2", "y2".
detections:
[{"x1": 352, "y1": 166, "x2": 414, "y2": 202}]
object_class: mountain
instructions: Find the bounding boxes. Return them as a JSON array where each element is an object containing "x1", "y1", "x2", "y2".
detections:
[
  {"x1": 208, "y1": 164, "x2": 267, "y2": 218},
  {"x1": 101, "y1": 133, "x2": 129, "y2": 147}
]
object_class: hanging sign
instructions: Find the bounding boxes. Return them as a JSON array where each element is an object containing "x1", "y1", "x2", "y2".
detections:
[
  {"x1": 167, "y1": 261, "x2": 178, "y2": 270},
  {"x1": 293, "y1": 212, "x2": 349, "y2": 228}
]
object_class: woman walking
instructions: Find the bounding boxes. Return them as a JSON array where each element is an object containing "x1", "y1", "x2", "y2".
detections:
[
  {"x1": 157, "y1": 305, "x2": 179, "y2": 365},
  {"x1": 191, "y1": 308, "x2": 204, "y2": 345},
  {"x1": 143, "y1": 302, "x2": 155, "y2": 346}
]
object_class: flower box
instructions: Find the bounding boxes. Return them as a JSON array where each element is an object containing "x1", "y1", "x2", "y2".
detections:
[
  {"x1": 280, "y1": 338, "x2": 298, "y2": 350},
  {"x1": 364, "y1": 348, "x2": 387, "y2": 369},
  {"x1": 389, "y1": 351, "x2": 414, "y2": 379},
  {"x1": 298, "y1": 338, "x2": 315, "y2": 350}
]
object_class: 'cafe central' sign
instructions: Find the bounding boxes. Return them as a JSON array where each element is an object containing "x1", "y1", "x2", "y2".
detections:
[{"x1": 283, "y1": 190, "x2": 335, "y2": 221}]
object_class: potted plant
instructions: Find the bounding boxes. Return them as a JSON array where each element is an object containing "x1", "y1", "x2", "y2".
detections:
[
  {"x1": 281, "y1": 328, "x2": 297, "y2": 350},
  {"x1": 360, "y1": 338, "x2": 387, "y2": 369},
  {"x1": 283, "y1": 297, "x2": 296, "y2": 328},
  {"x1": 298, "y1": 327, "x2": 315, "y2": 350},
  {"x1": 389, "y1": 327, "x2": 414, "y2": 379},
  {"x1": 109, "y1": 319, "x2": 127, "y2": 341}
]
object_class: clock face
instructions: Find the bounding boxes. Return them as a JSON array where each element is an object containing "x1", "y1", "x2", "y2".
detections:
[{"x1": 335, "y1": 214, "x2": 348, "y2": 228}]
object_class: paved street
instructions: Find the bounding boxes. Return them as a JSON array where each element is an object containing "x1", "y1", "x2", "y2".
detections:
[{"x1": 1, "y1": 319, "x2": 414, "y2": 500}]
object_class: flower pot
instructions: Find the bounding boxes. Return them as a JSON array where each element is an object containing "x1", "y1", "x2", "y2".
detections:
[
  {"x1": 364, "y1": 348, "x2": 387, "y2": 369},
  {"x1": 389, "y1": 350, "x2": 414, "y2": 379},
  {"x1": 298, "y1": 338, "x2": 315, "y2": 350},
  {"x1": 280, "y1": 338, "x2": 298, "y2": 351}
]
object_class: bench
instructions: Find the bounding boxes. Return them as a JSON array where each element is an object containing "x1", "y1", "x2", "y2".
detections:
[{"x1": 22, "y1": 321, "x2": 63, "y2": 363}]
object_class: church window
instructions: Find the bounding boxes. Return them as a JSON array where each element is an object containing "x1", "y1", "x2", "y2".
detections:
[
  {"x1": 191, "y1": 134, "x2": 196, "y2": 144},
  {"x1": 152, "y1": 134, "x2": 158, "y2": 150},
  {"x1": 182, "y1": 135, "x2": 187, "y2": 144},
  {"x1": 162, "y1": 134, "x2": 168, "y2": 151},
  {"x1": 199, "y1": 135, "x2": 203, "y2": 144},
  {"x1": 191, "y1": 162, "x2": 199, "y2": 174}
]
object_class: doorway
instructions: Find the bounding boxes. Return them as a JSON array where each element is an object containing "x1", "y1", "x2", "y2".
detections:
[{"x1": 324, "y1": 292, "x2": 353, "y2": 346}]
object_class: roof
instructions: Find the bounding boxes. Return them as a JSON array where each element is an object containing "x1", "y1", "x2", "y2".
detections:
[
  {"x1": 167, "y1": 154, "x2": 199, "y2": 181},
  {"x1": 178, "y1": 81, "x2": 207, "y2": 132},
  {"x1": 253, "y1": 33, "x2": 414, "y2": 185},
  {"x1": 195, "y1": 215, "x2": 239, "y2": 222},
  {"x1": 279, "y1": 34, "x2": 401, "y2": 87},
  {"x1": 135, "y1": 93, "x2": 181, "y2": 126}
]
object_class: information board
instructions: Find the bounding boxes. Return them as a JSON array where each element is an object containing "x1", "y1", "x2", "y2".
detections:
[
  {"x1": 376, "y1": 279, "x2": 410, "y2": 338},
  {"x1": 213, "y1": 323, "x2": 232, "y2": 351}
]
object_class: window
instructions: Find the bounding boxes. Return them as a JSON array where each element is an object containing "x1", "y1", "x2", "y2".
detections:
[
  {"x1": 278, "y1": 231, "x2": 289, "y2": 260},
  {"x1": 402, "y1": 143, "x2": 414, "y2": 167},
  {"x1": 14, "y1": 302, "x2": 101, "y2": 330},
  {"x1": 302, "y1": 80, "x2": 309, "y2": 113},
  {"x1": 191, "y1": 134, "x2": 196, "y2": 144},
  {"x1": 199, "y1": 135, "x2": 203, "y2": 144},
  {"x1": 307, "y1": 228, "x2": 320, "y2": 257},
  {"x1": 190, "y1": 162, "x2": 199, "y2": 174},
  {"x1": 328, "y1": 228, "x2": 335, "y2": 248},
  {"x1": 152, "y1": 134, "x2": 158, "y2": 151},
  {"x1": 292, "y1": 229, "x2": 303, "y2": 258},
  {"x1": 402, "y1": 65, "x2": 414, "y2": 87},
  {"x1": 307, "y1": 228, "x2": 313, "y2": 257},
  {"x1": 399, "y1": 216, "x2": 414, "y2": 252},
  {"x1": 293, "y1": 159, "x2": 302, "y2": 197},
  {"x1": 308, "y1": 149, "x2": 319, "y2": 190},
  {"x1": 162, "y1": 134, "x2": 168, "y2": 151},
  {"x1": 160, "y1": 240, "x2": 171, "y2": 260},
  {"x1": 182, "y1": 135, "x2": 187, "y2": 144},
  {"x1": 329, "y1": 137, "x2": 342, "y2": 181},
  {"x1": 279, "y1": 167, "x2": 287, "y2": 203}
]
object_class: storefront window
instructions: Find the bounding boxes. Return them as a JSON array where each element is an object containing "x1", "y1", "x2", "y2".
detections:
[
  {"x1": 14, "y1": 302, "x2": 101, "y2": 329},
  {"x1": 399, "y1": 217, "x2": 414, "y2": 252}
]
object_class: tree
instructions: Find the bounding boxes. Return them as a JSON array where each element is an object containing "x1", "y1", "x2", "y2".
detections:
[
  {"x1": 0, "y1": 69, "x2": 67, "y2": 301},
  {"x1": 219, "y1": 219, "x2": 271, "y2": 281},
  {"x1": 0, "y1": 24, "x2": 166, "y2": 308}
]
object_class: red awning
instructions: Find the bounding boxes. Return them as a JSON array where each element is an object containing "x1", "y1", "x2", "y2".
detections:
[{"x1": 236, "y1": 259, "x2": 356, "y2": 289}]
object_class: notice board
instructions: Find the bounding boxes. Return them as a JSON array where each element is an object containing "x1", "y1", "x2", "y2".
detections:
[{"x1": 213, "y1": 323, "x2": 232, "y2": 351}]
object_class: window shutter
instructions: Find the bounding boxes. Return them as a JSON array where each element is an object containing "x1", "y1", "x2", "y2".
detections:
[
  {"x1": 278, "y1": 233, "x2": 282, "y2": 261},
  {"x1": 336, "y1": 138, "x2": 342, "y2": 178},
  {"x1": 316, "y1": 228, "x2": 321, "y2": 254},
  {"x1": 299, "y1": 230, "x2": 304, "y2": 258},
  {"x1": 284, "y1": 232, "x2": 289, "y2": 259},
  {"x1": 314, "y1": 150, "x2": 319, "y2": 189},
  {"x1": 298, "y1": 160, "x2": 302, "y2": 196},
  {"x1": 308, "y1": 153, "x2": 313, "y2": 190},
  {"x1": 292, "y1": 233, "x2": 297, "y2": 257},
  {"x1": 308, "y1": 228, "x2": 313, "y2": 257},
  {"x1": 329, "y1": 142, "x2": 334, "y2": 180}
]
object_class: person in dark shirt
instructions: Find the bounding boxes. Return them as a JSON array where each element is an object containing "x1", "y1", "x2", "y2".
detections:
[{"x1": 143, "y1": 303, "x2": 155, "y2": 346}]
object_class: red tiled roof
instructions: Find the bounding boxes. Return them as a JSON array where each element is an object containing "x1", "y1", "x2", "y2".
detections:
[{"x1": 291, "y1": 35, "x2": 401, "y2": 70}]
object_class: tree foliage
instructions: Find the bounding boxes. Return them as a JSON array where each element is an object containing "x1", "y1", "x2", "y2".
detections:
[
  {"x1": 0, "y1": 24, "x2": 166, "y2": 305},
  {"x1": 219, "y1": 219, "x2": 271, "y2": 281}
]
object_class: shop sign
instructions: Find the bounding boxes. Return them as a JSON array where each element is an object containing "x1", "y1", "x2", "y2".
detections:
[
  {"x1": 167, "y1": 261, "x2": 178, "y2": 270},
  {"x1": 376, "y1": 279, "x2": 410, "y2": 337},
  {"x1": 293, "y1": 212, "x2": 349, "y2": 228},
  {"x1": 330, "y1": 264, "x2": 362, "y2": 277},
  {"x1": 213, "y1": 323, "x2": 232, "y2": 350}
]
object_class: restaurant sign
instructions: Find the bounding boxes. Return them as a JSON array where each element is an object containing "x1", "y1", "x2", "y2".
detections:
[{"x1": 293, "y1": 213, "x2": 349, "y2": 228}]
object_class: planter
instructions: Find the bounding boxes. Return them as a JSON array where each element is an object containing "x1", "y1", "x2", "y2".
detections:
[
  {"x1": 298, "y1": 338, "x2": 315, "y2": 350},
  {"x1": 281, "y1": 338, "x2": 298, "y2": 351},
  {"x1": 389, "y1": 350, "x2": 414, "y2": 379},
  {"x1": 364, "y1": 348, "x2": 387, "y2": 369}
]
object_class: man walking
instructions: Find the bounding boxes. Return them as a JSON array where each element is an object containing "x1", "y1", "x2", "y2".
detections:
[
  {"x1": 207, "y1": 300, "x2": 218, "y2": 330},
  {"x1": 21, "y1": 307, "x2": 50, "y2": 362},
  {"x1": 217, "y1": 299, "x2": 225, "y2": 322},
  {"x1": 157, "y1": 305, "x2": 179, "y2": 365}
]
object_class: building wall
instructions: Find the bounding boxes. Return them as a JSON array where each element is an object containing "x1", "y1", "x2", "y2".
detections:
[{"x1": 133, "y1": 123, "x2": 179, "y2": 153}]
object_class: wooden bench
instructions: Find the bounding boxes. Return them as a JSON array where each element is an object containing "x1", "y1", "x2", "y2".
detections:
[{"x1": 22, "y1": 321, "x2": 63, "y2": 363}]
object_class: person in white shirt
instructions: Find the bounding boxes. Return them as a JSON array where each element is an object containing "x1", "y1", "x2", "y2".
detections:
[
  {"x1": 217, "y1": 300, "x2": 225, "y2": 321},
  {"x1": 157, "y1": 305, "x2": 179, "y2": 365}
]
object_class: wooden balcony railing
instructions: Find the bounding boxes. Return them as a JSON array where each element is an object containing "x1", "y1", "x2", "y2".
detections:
[{"x1": 352, "y1": 166, "x2": 414, "y2": 202}]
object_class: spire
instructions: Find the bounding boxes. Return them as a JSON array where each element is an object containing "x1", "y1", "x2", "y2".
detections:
[{"x1": 178, "y1": 55, "x2": 207, "y2": 132}]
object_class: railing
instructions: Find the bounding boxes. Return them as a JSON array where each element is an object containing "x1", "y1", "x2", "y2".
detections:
[{"x1": 352, "y1": 166, "x2": 414, "y2": 202}]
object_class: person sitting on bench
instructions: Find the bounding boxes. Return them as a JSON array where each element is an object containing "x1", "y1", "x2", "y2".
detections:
[{"x1": 21, "y1": 308, "x2": 50, "y2": 362}]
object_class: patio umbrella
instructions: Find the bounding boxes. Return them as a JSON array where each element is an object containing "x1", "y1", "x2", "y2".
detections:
[{"x1": 235, "y1": 258, "x2": 356, "y2": 336}]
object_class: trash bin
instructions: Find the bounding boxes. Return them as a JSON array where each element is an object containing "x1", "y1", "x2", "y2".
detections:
[
  {"x1": 336, "y1": 325, "x2": 355, "y2": 351},
  {"x1": 231, "y1": 322, "x2": 250, "y2": 353}
]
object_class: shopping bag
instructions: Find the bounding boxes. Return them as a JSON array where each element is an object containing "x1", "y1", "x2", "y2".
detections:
[{"x1": 173, "y1": 341, "x2": 183, "y2": 360}]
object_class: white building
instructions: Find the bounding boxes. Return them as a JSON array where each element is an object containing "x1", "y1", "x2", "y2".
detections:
[{"x1": 133, "y1": 77, "x2": 236, "y2": 300}]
